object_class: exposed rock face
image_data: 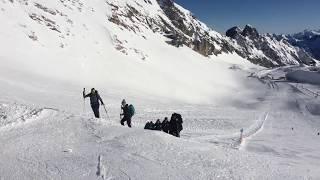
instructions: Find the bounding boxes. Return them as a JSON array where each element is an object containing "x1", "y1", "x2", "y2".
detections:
[
  {"x1": 226, "y1": 26, "x2": 316, "y2": 67},
  {"x1": 241, "y1": 25, "x2": 259, "y2": 39},
  {"x1": 155, "y1": 1, "x2": 317, "y2": 67},
  {"x1": 156, "y1": 0, "x2": 234, "y2": 56},
  {"x1": 108, "y1": 0, "x2": 237, "y2": 57},
  {"x1": 226, "y1": 27, "x2": 242, "y2": 39},
  {"x1": 284, "y1": 30, "x2": 320, "y2": 60},
  {"x1": 14, "y1": 0, "x2": 316, "y2": 67},
  {"x1": 105, "y1": 0, "x2": 317, "y2": 67}
]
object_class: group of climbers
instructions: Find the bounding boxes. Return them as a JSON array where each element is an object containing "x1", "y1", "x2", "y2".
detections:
[
  {"x1": 144, "y1": 113, "x2": 183, "y2": 137},
  {"x1": 83, "y1": 88, "x2": 183, "y2": 137}
]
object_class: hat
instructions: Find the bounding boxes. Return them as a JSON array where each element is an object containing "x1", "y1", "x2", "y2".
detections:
[{"x1": 122, "y1": 99, "x2": 126, "y2": 105}]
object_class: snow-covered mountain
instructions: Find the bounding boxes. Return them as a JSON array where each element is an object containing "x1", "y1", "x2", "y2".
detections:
[
  {"x1": 2, "y1": 0, "x2": 254, "y2": 104},
  {"x1": 226, "y1": 25, "x2": 317, "y2": 67},
  {"x1": 107, "y1": 0, "x2": 317, "y2": 68},
  {"x1": 1, "y1": 0, "x2": 316, "y2": 75},
  {"x1": 281, "y1": 29, "x2": 320, "y2": 60},
  {"x1": 107, "y1": 0, "x2": 235, "y2": 56},
  {"x1": 106, "y1": 0, "x2": 318, "y2": 67}
]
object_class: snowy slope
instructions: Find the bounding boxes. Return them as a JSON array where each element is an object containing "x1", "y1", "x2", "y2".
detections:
[
  {"x1": 1, "y1": 63, "x2": 320, "y2": 179},
  {"x1": 1, "y1": 0, "x2": 320, "y2": 179},
  {"x1": 1, "y1": 0, "x2": 315, "y2": 90},
  {"x1": 0, "y1": 0, "x2": 252, "y2": 104}
]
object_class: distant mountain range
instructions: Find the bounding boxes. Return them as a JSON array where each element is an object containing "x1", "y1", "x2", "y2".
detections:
[
  {"x1": 225, "y1": 25, "x2": 315, "y2": 67},
  {"x1": 281, "y1": 30, "x2": 320, "y2": 60},
  {"x1": 148, "y1": 0, "x2": 320, "y2": 67}
]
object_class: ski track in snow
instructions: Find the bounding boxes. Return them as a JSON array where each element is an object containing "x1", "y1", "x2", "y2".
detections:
[
  {"x1": 0, "y1": 99, "x2": 273, "y2": 179},
  {"x1": 0, "y1": 0, "x2": 319, "y2": 178},
  {"x1": 182, "y1": 111, "x2": 269, "y2": 150},
  {"x1": 0, "y1": 71, "x2": 317, "y2": 180},
  {"x1": 0, "y1": 68, "x2": 319, "y2": 179}
]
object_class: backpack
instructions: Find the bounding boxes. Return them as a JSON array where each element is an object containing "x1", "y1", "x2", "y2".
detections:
[
  {"x1": 170, "y1": 113, "x2": 183, "y2": 132},
  {"x1": 144, "y1": 122, "x2": 150, "y2": 129},
  {"x1": 176, "y1": 113, "x2": 183, "y2": 124},
  {"x1": 128, "y1": 104, "x2": 135, "y2": 117}
]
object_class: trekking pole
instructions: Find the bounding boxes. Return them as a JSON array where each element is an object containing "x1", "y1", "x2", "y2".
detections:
[
  {"x1": 103, "y1": 105, "x2": 111, "y2": 121},
  {"x1": 240, "y1": 128, "x2": 244, "y2": 143},
  {"x1": 83, "y1": 88, "x2": 86, "y2": 114}
]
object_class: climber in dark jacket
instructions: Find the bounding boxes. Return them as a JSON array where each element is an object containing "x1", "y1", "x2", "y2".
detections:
[
  {"x1": 83, "y1": 88, "x2": 104, "y2": 118},
  {"x1": 162, "y1": 117, "x2": 170, "y2": 133},
  {"x1": 120, "y1": 99, "x2": 132, "y2": 128},
  {"x1": 154, "y1": 119, "x2": 162, "y2": 131}
]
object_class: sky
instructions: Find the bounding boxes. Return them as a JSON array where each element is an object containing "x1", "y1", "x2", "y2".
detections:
[{"x1": 174, "y1": 0, "x2": 320, "y2": 34}]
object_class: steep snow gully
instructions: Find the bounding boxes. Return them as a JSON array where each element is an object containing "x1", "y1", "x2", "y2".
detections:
[{"x1": 0, "y1": 66, "x2": 320, "y2": 180}]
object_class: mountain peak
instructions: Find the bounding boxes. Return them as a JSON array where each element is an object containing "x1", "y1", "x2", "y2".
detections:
[
  {"x1": 226, "y1": 26, "x2": 242, "y2": 38},
  {"x1": 241, "y1": 25, "x2": 259, "y2": 38},
  {"x1": 0, "y1": 0, "x2": 317, "y2": 69}
]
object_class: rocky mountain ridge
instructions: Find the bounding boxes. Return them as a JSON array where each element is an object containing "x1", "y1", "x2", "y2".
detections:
[
  {"x1": 108, "y1": 0, "x2": 318, "y2": 67},
  {"x1": 2, "y1": 0, "x2": 318, "y2": 68},
  {"x1": 280, "y1": 29, "x2": 320, "y2": 61},
  {"x1": 226, "y1": 25, "x2": 316, "y2": 67}
]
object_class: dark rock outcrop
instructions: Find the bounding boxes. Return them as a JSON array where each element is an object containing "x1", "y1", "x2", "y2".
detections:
[
  {"x1": 241, "y1": 25, "x2": 259, "y2": 39},
  {"x1": 285, "y1": 30, "x2": 320, "y2": 60},
  {"x1": 107, "y1": 0, "x2": 317, "y2": 67},
  {"x1": 226, "y1": 26, "x2": 242, "y2": 39}
]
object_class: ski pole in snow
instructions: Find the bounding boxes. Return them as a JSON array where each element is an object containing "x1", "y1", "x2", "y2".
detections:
[
  {"x1": 83, "y1": 88, "x2": 86, "y2": 114},
  {"x1": 103, "y1": 105, "x2": 111, "y2": 121},
  {"x1": 240, "y1": 128, "x2": 244, "y2": 143}
]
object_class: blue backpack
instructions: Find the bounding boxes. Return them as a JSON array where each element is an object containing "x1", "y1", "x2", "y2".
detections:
[{"x1": 128, "y1": 104, "x2": 135, "y2": 117}]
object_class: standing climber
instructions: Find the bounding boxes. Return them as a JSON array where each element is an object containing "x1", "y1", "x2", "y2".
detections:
[
  {"x1": 83, "y1": 88, "x2": 104, "y2": 118},
  {"x1": 120, "y1": 99, "x2": 135, "y2": 128}
]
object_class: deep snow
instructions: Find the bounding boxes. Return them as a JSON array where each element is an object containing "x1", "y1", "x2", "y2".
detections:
[
  {"x1": 1, "y1": 0, "x2": 320, "y2": 179},
  {"x1": 1, "y1": 62, "x2": 320, "y2": 179}
]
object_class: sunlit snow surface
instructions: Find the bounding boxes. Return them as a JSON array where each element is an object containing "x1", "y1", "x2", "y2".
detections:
[
  {"x1": 0, "y1": 0, "x2": 320, "y2": 179},
  {"x1": 1, "y1": 60, "x2": 320, "y2": 179}
]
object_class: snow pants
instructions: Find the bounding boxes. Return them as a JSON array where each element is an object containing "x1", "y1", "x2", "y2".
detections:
[
  {"x1": 91, "y1": 104, "x2": 100, "y2": 118},
  {"x1": 121, "y1": 116, "x2": 132, "y2": 128}
]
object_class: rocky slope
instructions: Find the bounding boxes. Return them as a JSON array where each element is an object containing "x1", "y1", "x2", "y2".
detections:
[
  {"x1": 282, "y1": 30, "x2": 320, "y2": 61},
  {"x1": 1, "y1": 0, "x2": 317, "y2": 68},
  {"x1": 107, "y1": 0, "x2": 317, "y2": 67},
  {"x1": 108, "y1": 0, "x2": 234, "y2": 56},
  {"x1": 226, "y1": 25, "x2": 316, "y2": 67},
  {"x1": 101, "y1": 0, "x2": 320, "y2": 67}
]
